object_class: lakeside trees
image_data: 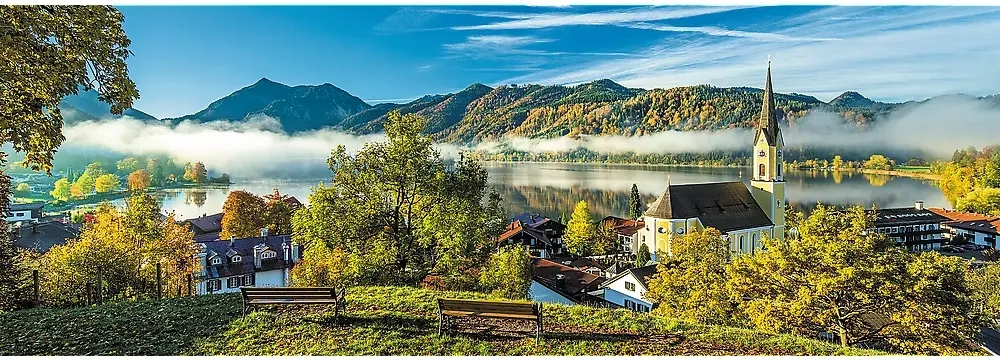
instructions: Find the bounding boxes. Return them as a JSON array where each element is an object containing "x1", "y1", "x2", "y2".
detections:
[
  {"x1": 934, "y1": 145, "x2": 1000, "y2": 214},
  {"x1": 645, "y1": 205, "x2": 986, "y2": 355},
  {"x1": 291, "y1": 111, "x2": 506, "y2": 289}
]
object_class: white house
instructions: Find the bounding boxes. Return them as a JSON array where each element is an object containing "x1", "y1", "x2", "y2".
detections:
[
  {"x1": 195, "y1": 231, "x2": 302, "y2": 295},
  {"x1": 530, "y1": 257, "x2": 606, "y2": 306},
  {"x1": 6, "y1": 202, "x2": 44, "y2": 223},
  {"x1": 599, "y1": 264, "x2": 658, "y2": 312},
  {"x1": 941, "y1": 219, "x2": 999, "y2": 249}
]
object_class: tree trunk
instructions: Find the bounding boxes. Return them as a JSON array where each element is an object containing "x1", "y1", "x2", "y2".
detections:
[{"x1": 839, "y1": 326, "x2": 849, "y2": 347}]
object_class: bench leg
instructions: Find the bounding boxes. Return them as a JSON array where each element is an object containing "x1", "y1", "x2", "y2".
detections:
[
  {"x1": 438, "y1": 314, "x2": 444, "y2": 336},
  {"x1": 536, "y1": 316, "x2": 542, "y2": 343}
]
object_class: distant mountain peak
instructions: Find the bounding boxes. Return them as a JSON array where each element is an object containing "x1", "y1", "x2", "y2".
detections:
[{"x1": 830, "y1": 91, "x2": 876, "y2": 107}]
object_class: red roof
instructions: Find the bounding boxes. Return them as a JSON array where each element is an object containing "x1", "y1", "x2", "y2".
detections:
[
  {"x1": 602, "y1": 216, "x2": 645, "y2": 235},
  {"x1": 928, "y1": 208, "x2": 996, "y2": 222},
  {"x1": 531, "y1": 257, "x2": 604, "y2": 295}
]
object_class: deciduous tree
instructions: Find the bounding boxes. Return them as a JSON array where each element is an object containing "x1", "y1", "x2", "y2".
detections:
[
  {"x1": 73, "y1": 173, "x2": 95, "y2": 197},
  {"x1": 94, "y1": 174, "x2": 121, "y2": 193},
  {"x1": 479, "y1": 245, "x2": 532, "y2": 300},
  {"x1": 290, "y1": 243, "x2": 354, "y2": 288},
  {"x1": 647, "y1": 227, "x2": 738, "y2": 325},
  {"x1": 956, "y1": 187, "x2": 1000, "y2": 217},
  {"x1": 1, "y1": 5, "x2": 139, "y2": 173},
  {"x1": 15, "y1": 183, "x2": 30, "y2": 193},
  {"x1": 191, "y1": 162, "x2": 207, "y2": 184},
  {"x1": 116, "y1": 156, "x2": 140, "y2": 174},
  {"x1": 564, "y1": 200, "x2": 595, "y2": 256},
  {"x1": 127, "y1": 169, "x2": 151, "y2": 191},
  {"x1": 50, "y1": 178, "x2": 72, "y2": 201},
  {"x1": 832, "y1": 155, "x2": 844, "y2": 170},
  {"x1": 219, "y1": 190, "x2": 267, "y2": 239},
  {"x1": 145, "y1": 158, "x2": 164, "y2": 186}
]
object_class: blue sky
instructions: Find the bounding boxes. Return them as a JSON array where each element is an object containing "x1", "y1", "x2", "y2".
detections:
[{"x1": 119, "y1": 6, "x2": 1000, "y2": 119}]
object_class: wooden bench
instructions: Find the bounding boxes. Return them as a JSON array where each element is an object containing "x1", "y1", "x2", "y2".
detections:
[
  {"x1": 437, "y1": 298, "x2": 543, "y2": 342},
  {"x1": 240, "y1": 287, "x2": 346, "y2": 319}
]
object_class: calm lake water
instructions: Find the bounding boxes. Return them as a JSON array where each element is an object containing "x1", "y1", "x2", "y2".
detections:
[{"x1": 148, "y1": 162, "x2": 950, "y2": 222}]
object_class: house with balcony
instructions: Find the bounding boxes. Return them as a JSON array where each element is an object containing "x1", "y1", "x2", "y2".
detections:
[
  {"x1": 867, "y1": 201, "x2": 950, "y2": 251},
  {"x1": 194, "y1": 230, "x2": 303, "y2": 295},
  {"x1": 498, "y1": 212, "x2": 566, "y2": 258}
]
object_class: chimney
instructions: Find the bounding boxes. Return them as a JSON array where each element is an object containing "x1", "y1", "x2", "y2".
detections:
[
  {"x1": 260, "y1": 227, "x2": 269, "y2": 238},
  {"x1": 32, "y1": 222, "x2": 39, "y2": 234},
  {"x1": 230, "y1": 236, "x2": 236, "y2": 248},
  {"x1": 915, "y1": 201, "x2": 924, "y2": 210},
  {"x1": 555, "y1": 273, "x2": 566, "y2": 289},
  {"x1": 196, "y1": 243, "x2": 208, "y2": 277}
]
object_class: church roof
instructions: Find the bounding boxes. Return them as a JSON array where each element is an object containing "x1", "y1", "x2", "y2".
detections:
[
  {"x1": 643, "y1": 181, "x2": 774, "y2": 232},
  {"x1": 754, "y1": 60, "x2": 781, "y2": 147}
]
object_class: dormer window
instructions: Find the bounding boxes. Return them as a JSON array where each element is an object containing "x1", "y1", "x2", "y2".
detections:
[
  {"x1": 261, "y1": 250, "x2": 277, "y2": 259},
  {"x1": 232, "y1": 255, "x2": 242, "y2": 263},
  {"x1": 211, "y1": 258, "x2": 222, "y2": 265}
]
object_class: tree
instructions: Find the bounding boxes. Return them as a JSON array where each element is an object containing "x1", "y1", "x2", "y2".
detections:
[
  {"x1": 15, "y1": 183, "x2": 30, "y2": 193},
  {"x1": 127, "y1": 169, "x2": 151, "y2": 191},
  {"x1": 38, "y1": 193, "x2": 197, "y2": 306},
  {"x1": 479, "y1": 245, "x2": 532, "y2": 300},
  {"x1": 729, "y1": 205, "x2": 978, "y2": 354},
  {"x1": 629, "y1": 183, "x2": 643, "y2": 219},
  {"x1": 295, "y1": 111, "x2": 505, "y2": 285},
  {"x1": 182, "y1": 162, "x2": 194, "y2": 182},
  {"x1": 191, "y1": 162, "x2": 207, "y2": 184},
  {"x1": 592, "y1": 220, "x2": 619, "y2": 256},
  {"x1": 116, "y1": 156, "x2": 140, "y2": 174},
  {"x1": 1, "y1": 6, "x2": 139, "y2": 173},
  {"x1": 290, "y1": 243, "x2": 354, "y2": 288},
  {"x1": 263, "y1": 199, "x2": 294, "y2": 236},
  {"x1": 94, "y1": 174, "x2": 121, "y2": 193},
  {"x1": 955, "y1": 187, "x2": 1000, "y2": 217},
  {"x1": 0, "y1": 217, "x2": 25, "y2": 311},
  {"x1": 978, "y1": 154, "x2": 1000, "y2": 188},
  {"x1": 864, "y1": 154, "x2": 893, "y2": 171},
  {"x1": 564, "y1": 200, "x2": 595, "y2": 256},
  {"x1": 832, "y1": 155, "x2": 844, "y2": 170},
  {"x1": 83, "y1": 161, "x2": 105, "y2": 178},
  {"x1": 145, "y1": 158, "x2": 164, "y2": 186},
  {"x1": 50, "y1": 178, "x2": 72, "y2": 201},
  {"x1": 968, "y1": 262, "x2": 1000, "y2": 328},
  {"x1": 646, "y1": 227, "x2": 738, "y2": 325},
  {"x1": 73, "y1": 173, "x2": 95, "y2": 197},
  {"x1": 219, "y1": 190, "x2": 267, "y2": 239},
  {"x1": 636, "y1": 243, "x2": 651, "y2": 267}
]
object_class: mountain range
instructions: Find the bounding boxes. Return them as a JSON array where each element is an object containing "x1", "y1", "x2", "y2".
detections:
[{"x1": 60, "y1": 78, "x2": 1000, "y2": 144}]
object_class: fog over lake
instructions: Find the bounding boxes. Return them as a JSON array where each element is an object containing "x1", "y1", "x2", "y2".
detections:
[{"x1": 150, "y1": 162, "x2": 948, "y2": 222}]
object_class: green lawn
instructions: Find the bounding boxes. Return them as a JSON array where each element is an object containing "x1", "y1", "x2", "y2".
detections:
[
  {"x1": 0, "y1": 286, "x2": 884, "y2": 356},
  {"x1": 893, "y1": 166, "x2": 932, "y2": 173}
]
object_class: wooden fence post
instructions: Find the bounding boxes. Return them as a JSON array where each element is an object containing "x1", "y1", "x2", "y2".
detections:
[
  {"x1": 187, "y1": 274, "x2": 193, "y2": 296},
  {"x1": 97, "y1": 267, "x2": 104, "y2": 305},
  {"x1": 32, "y1": 270, "x2": 39, "y2": 307},
  {"x1": 156, "y1": 262, "x2": 162, "y2": 300}
]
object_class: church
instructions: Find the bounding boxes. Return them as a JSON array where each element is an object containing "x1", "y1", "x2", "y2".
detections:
[{"x1": 638, "y1": 61, "x2": 786, "y2": 261}]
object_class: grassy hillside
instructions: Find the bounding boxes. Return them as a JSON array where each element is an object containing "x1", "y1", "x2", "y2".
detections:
[{"x1": 0, "y1": 286, "x2": 882, "y2": 356}]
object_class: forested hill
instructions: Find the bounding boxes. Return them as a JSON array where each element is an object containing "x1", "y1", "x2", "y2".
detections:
[{"x1": 62, "y1": 78, "x2": 1000, "y2": 144}]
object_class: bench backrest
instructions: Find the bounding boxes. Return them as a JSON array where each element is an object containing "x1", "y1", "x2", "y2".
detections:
[
  {"x1": 241, "y1": 287, "x2": 343, "y2": 300},
  {"x1": 438, "y1": 298, "x2": 539, "y2": 316}
]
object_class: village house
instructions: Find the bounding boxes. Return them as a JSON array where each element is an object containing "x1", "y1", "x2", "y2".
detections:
[
  {"x1": 867, "y1": 201, "x2": 951, "y2": 251},
  {"x1": 529, "y1": 257, "x2": 608, "y2": 306},
  {"x1": 194, "y1": 229, "x2": 302, "y2": 295},
  {"x1": 5, "y1": 201, "x2": 44, "y2": 223},
  {"x1": 9, "y1": 221, "x2": 79, "y2": 253},
  {"x1": 637, "y1": 62, "x2": 784, "y2": 260},
  {"x1": 601, "y1": 216, "x2": 644, "y2": 254},
  {"x1": 599, "y1": 264, "x2": 659, "y2": 312},
  {"x1": 930, "y1": 208, "x2": 999, "y2": 250},
  {"x1": 498, "y1": 212, "x2": 566, "y2": 258}
]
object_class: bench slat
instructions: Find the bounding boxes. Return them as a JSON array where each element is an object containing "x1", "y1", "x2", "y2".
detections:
[
  {"x1": 243, "y1": 289, "x2": 336, "y2": 294},
  {"x1": 441, "y1": 310, "x2": 538, "y2": 320},
  {"x1": 440, "y1": 305, "x2": 536, "y2": 315},
  {"x1": 246, "y1": 294, "x2": 337, "y2": 300},
  {"x1": 249, "y1": 299, "x2": 341, "y2": 305}
]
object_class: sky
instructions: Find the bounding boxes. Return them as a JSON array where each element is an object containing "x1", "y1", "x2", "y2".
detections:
[{"x1": 118, "y1": 6, "x2": 1000, "y2": 119}]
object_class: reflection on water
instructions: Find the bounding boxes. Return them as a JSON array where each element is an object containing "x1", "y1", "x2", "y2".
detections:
[{"x1": 146, "y1": 163, "x2": 948, "y2": 222}]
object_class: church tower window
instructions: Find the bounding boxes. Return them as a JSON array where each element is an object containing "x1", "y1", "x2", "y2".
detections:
[
  {"x1": 758, "y1": 164, "x2": 765, "y2": 178},
  {"x1": 777, "y1": 163, "x2": 782, "y2": 177}
]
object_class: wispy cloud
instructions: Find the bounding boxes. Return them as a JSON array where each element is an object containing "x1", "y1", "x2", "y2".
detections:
[
  {"x1": 444, "y1": 6, "x2": 751, "y2": 31},
  {"x1": 619, "y1": 22, "x2": 840, "y2": 42},
  {"x1": 504, "y1": 7, "x2": 1000, "y2": 102},
  {"x1": 443, "y1": 34, "x2": 638, "y2": 59}
]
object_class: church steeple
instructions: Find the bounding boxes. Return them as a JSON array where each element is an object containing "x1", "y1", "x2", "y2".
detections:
[{"x1": 755, "y1": 56, "x2": 780, "y2": 147}]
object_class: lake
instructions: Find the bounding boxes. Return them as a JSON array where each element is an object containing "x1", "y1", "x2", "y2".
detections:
[{"x1": 150, "y1": 162, "x2": 950, "y2": 222}]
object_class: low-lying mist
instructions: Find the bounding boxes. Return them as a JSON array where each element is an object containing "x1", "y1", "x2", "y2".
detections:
[{"x1": 53, "y1": 95, "x2": 999, "y2": 180}]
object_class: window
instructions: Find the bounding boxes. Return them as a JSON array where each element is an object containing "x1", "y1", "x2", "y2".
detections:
[
  {"x1": 739, "y1": 235, "x2": 745, "y2": 251},
  {"x1": 262, "y1": 250, "x2": 277, "y2": 259},
  {"x1": 207, "y1": 280, "x2": 222, "y2": 292},
  {"x1": 759, "y1": 164, "x2": 766, "y2": 178},
  {"x1": 227, "y1": 277, "x2": 242, "y2": 288},
  {"x1": 777, "y1": 163, "x2": 782, "y2": 177},
  {"x1": 243, "y1": 274, "x2": 254, "y2": 286},
  {"x1": 15, "y1": 212, "x2": 24, "y2": 217},
  {"x1": 211, "y1": 257, "x2": 222, "y2": 265},
  {"x1": 625, "y1": 281, "x2": 636, "y2": 291},
  {"x1": 624, "y1": 299, "x2": 635, "y2": 311}
]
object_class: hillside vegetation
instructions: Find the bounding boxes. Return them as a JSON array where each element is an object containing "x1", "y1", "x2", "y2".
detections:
[{"x1": 0, "y1": 286, "x2": 883, "y2": 356}]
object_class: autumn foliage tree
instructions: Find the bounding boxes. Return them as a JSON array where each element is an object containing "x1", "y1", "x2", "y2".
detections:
[
  {"x1": 191, "y1": 162, "x2": 207, "y2": 183},
  {"x1": 646, "y1": 227, "x2": 739, "y2": 325},
  {"x1": 94, "y1": 173, "x2": 121, "y2": 193},
  {"x1": 479, "y1": 245, "x2": 532, "y2": 300},
  {"x1": 127, "y1": 169, "x2": 151, "y2": 191},
  {"x1": 220, "y1": 190, "x2": 267, "y2": 239},
  {"x1": 564, "y1": 200, "x2": 595, "y2": 256}
]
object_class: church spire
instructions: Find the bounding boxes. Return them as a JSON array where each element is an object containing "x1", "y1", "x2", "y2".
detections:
[{"x1": 755, "y1": 56, "x2": 780, "y2": 146}]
